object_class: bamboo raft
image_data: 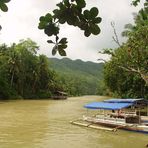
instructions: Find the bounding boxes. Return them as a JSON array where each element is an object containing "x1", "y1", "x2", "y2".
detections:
[
  {"x1": 70, "y1": 119, "x2": 118, "y2": 132},
  {"x1": 70, "y1": 119, "x2": 144, "y2": 133}
]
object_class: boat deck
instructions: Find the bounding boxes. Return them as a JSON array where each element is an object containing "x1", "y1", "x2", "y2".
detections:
[
  {"x1": 142, "y1": 116, "x2": 148, "y2": 120},
  {"x1": 82, "y1": 115, "x2": 148, "y2": 133}
]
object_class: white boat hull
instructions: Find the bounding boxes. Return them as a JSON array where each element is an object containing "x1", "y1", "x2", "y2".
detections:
[{"x1": 83, "y1": 115, "x2": 148, "y2": 134}]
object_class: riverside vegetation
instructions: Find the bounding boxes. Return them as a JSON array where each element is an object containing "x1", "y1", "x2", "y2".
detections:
[
  {"x1": 0, "y1": 41, "x2": 105, "y2": 99},
  {"x1": 0, "y1": 0, "x2": 147, "y2": 100}
]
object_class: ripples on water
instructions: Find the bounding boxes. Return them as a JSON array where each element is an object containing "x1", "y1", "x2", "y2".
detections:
[{"x1": 0, "y1": 96, "x2": 147, "y2": 148}]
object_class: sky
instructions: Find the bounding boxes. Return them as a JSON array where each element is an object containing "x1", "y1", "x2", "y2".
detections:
[{"x1": 0, "y1": 0, "x2": 144, "y2": 62}]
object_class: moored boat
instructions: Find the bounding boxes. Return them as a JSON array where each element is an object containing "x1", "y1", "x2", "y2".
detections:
[{"x1": 71, "y1": 98, "x2": 148, "y2": 134}]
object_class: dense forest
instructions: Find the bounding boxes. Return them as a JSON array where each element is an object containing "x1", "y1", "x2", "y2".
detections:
[
  {"x1": 49, "y1": 58, "x2": 105, "y2": 96},
  {"x1": 0, "y1": 39, "x2": 64, "y2": 99},
  {"x1": 0, "y1": 41, "x2": 105, "y2": 99}
]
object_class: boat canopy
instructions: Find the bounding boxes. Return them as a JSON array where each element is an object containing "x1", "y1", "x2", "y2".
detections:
[
  {"x1": 103, "y1": 98, "x2": 143, "y2": 103},
  {"x1": 84, "y1": 102, "x2": 133, "y2": 110}
]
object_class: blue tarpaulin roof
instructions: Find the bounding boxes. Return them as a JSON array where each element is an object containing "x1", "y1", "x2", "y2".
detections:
[
  {"x1": 103, "y1": 98, "x2": 143, "y2": 103},
  {"x1": 84, "y1": 102, "x2": 133, "y2": 110}
]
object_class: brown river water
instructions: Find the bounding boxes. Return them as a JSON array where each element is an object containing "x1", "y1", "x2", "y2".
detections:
[{"x1": 0, "y1": 96, "x2": 147, "y2": 148}]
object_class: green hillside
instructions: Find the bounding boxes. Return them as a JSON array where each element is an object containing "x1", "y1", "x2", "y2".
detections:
[{"x1": 49, "y1": 58, "x2": 104, "y2": 96}]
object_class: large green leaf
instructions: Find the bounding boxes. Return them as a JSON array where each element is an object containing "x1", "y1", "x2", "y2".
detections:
[
  {"x1": 84, "y1": 10, "x2": 91, "y2": 20},
  {"x1": 59, "y1": 38, "x2": 67, "y2": 44},
  {"x1": 90, "y1": 24, "x2": 100, "y2": 35},
  {"x1": 47, "y1": 40, "x2": 54, "y2": 44},
  {"x1": 39, "y1": 14, "x2": 52, "y2": 28},
  {"x1": 67, "y1": 18, "x2": 74, "y2": 25},
  {"x1": 75, "y1": 0, "x2": 86, "y2": 8},
  {"x1": 38, "y1": 21, "x2": 47, "y2": 29},
  {"x1": 58, "y1": 48, "x2": 66, "y2": 56},
  {"x1": 90, "y1": 7, "x2": 99, "y2": 18},
  {"x1": 63, "y1": 0, "x2": 70, "y2": 7},
  {"x1": 58, "y1": 44, "x2": 67, "y2": 49},
  {"x1": 84, "y1": 29, "x2": 91, "y2": 37},
  {"x1": 92, "y1": 17, "x2": 102, "y2": 24},
  {"x1": 45, "y1": 13, "x2": 52, "y2": 22},
  {"x1": 53, "y1": 26, "x2": 59, "y2": 35},
  {"x1": 52, "y1": 46, "x2": 58, "y2": 56},
  {"x1": 53, "y1": 9, "x2": 60, "y2": 15},
  {"x1": 44, "y1": 23, "x2": 59, "y2": 36},
  {"x1": 39, "y1": 16, "x2": 45, "y2": 22},
  {"x1": 44, "y1": 26, "x2": 53, "y2": 36},
  {"x1": 132, "y1": 0, "x2": 140, "y2": 6},
  {"x1": 3, "y1": 0, "x2": 11, "y2": 3},
  {"x1": 0, "y1": 2, "x2": 8, "y2": 12},
  {"x1": 59, "y1": 18, "x2": 66, "y2": 24},
  {"x1": 56, "y1": 2, "x2": 66, "y2": 10}
]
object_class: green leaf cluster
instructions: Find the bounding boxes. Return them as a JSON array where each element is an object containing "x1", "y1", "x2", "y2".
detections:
[
  {"x1": 0, "y1": 0, "x2": 10, "y2": 12},
  {"x1": 81, "y1": 7, "x2": 101, "y2": 36},
  {"x1": 132, "y1": 0, "x2": 140, "y2": 6},
  {"x1": 47, "y1": 37, "x2": 68, "y2": 56},
  {"x1": 38, "y1": 0, "x2": 102, "y2": 55},
  {"x1": 38, "y1": 13, "x2": 59, "y2": 36}
]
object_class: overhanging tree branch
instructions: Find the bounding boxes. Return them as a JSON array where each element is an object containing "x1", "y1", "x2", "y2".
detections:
[
  {"x1": 118, "y1": 65, "x2": 148, "y2": 85},
  {"x1": 111, "y1": 21, "x2": 121, "y2": 47}
]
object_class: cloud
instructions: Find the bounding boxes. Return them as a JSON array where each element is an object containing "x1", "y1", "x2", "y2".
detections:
[{"x1": 0, "y1": 0, "x2": 144, "y2": 62}]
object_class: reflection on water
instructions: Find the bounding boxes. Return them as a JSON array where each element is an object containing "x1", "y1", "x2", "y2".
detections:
[{"x1": 0, "y1": 96, "x2": 147, "y2": 148}]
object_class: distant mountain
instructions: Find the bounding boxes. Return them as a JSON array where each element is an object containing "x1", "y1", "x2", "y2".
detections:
[{"x1": 48, "y1": 58, "x2": 104, "y2": 96}]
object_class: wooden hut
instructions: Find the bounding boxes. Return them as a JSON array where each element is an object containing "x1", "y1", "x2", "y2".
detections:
[{"x1": 52, "y1": 91, "x2": 67, "y2": 100}]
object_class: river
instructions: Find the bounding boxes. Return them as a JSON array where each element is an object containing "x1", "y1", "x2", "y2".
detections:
[{"x1": 0, "y1": 96, "x2": 147, "y2": 148}]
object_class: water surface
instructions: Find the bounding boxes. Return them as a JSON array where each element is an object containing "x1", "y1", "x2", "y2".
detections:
[{"x1": 0, "y1": 96, "x2": 147, "y2": 148}]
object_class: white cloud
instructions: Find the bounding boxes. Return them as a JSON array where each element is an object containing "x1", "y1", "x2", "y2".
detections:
[{"x1": 0, "y1": 0, "x2": 144, "y2": 62}]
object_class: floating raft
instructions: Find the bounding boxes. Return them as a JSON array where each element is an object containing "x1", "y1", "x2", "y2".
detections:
[{"x1": 70, "y1": 120, "x2": 116, "y2": 132}]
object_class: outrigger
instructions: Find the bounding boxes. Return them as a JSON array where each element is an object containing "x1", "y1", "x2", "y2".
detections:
[{"x1": 71, "y1": 98, "x2": 148, "y2": 134}]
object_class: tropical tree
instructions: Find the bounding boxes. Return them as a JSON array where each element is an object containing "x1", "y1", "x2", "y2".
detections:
[
  {"x1": 0, "y1": 44, "x2": 19, "y2": 99},
  {"x1": 120, "y1": 2, "x2": 148, "y2": 86},
  {"x1": 7, "y1": 45, "x2": 21, "y2": 87},
  {"x1": 0, "y1": 38, "x2": 69, "y2": 99},
  {"x1": 38, "y1": 55, "x2": 51, "y2": 90},
  {"x1": 103, "y1": 2, "x2": 148, "y2": 98}
]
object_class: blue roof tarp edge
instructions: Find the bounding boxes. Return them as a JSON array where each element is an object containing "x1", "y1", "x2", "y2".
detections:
[
  {"x1": 103, "y1": 98, "x2": 144, "y2": 103},
  {"x1": 84, "y1": 102, "x2": 134, "y2": 110}
]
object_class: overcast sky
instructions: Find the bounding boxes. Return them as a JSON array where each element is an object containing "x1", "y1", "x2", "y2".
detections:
[{"x1": 0, "y1": 0, "x2": 144, "y2": 62}]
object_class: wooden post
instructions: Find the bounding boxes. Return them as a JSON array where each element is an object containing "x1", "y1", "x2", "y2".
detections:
[
  {"x1": 138, "y1": 108, "x2": 141, "y2": 124},
  {"x1": 146, "y1": 103, "x2": 148, "y2": 116}
]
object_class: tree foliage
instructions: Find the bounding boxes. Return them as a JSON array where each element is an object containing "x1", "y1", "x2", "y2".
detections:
[
  {"x1": 49, "y1": 58, "x2": 104, "y2": 96},
  {"x1": 103, "y1": 2, "x2": 148, "y2": 98},
  {"x1": 0, "y1": 0, "x2": 10, "y2": 12},
  {"x1": 0, "y1": 0, "x2": 11, "y2": 31},
  {"x1": 0, "y1": 39, "x2": 105, "y2": 99},
  {"x1": 1, "y1": 0, "x2": 147, "y2": 99},
  {"x1": 0, "y1": 39, "x2": 65, "y2": 99},
  {"x1": 38, "y1": 0, "x2": 101, "y2": 56},
  {"x1": 0, "y1": 0, "x2": 145, "y2": 56}
]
